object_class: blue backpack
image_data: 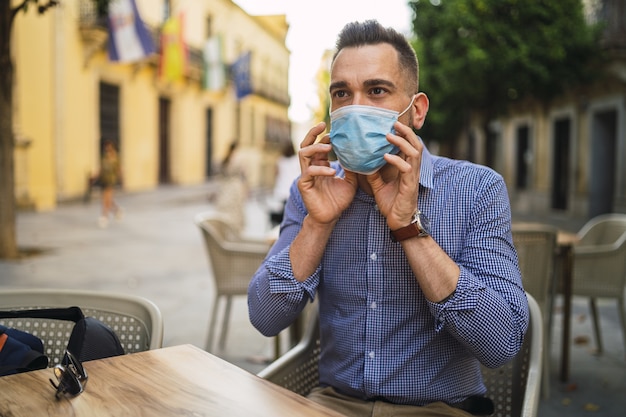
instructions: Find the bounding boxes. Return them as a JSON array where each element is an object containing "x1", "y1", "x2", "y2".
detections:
[{"x1": 0, "y1": 324, "x2": 48, "y2": 375}]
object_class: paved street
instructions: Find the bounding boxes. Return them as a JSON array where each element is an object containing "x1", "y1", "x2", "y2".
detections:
[{"x1": 1, "y1": 182, "x2": 624, "y2": 416}]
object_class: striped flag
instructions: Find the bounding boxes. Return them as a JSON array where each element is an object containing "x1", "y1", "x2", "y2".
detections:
[
  {"x1": 159, "y1": 14, "x2": 187, "y2": 83},
  {"x1": 107, "y1": 0, "x2": 155, "y2": 63},
  {"x1": 231, "y1": 51, "x2": 252, "y2": 100},
  {"x1": 203, "y1": 35, "x2": 226, "y2": 91}
]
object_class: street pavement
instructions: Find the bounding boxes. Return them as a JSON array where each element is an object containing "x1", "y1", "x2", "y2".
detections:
[{"x1": 1, "y1": 182, "x2": 624, "y2": 416}]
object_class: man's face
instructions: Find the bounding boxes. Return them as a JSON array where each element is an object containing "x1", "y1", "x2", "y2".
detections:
[{"x1": 329, "y1": 43, "x2": 412, "y2": 126}]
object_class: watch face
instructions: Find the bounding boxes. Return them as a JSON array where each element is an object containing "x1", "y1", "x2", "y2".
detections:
[{"x1": 418, "y1": 213, "x2": 431, "y2": 235}]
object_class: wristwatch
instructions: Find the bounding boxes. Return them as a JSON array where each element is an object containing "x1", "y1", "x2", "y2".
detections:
[{"x1": 390, "y1": 210, "x2": 431, "y2": 242}]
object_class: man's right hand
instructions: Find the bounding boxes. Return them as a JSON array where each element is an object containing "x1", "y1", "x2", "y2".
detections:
[{"x1": 297, "y1": 122, "x2": 358, "y2": 225}]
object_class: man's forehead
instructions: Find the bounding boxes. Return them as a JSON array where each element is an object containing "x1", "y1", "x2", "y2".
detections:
[{"x1": 330, "y1": 45, "x2": 401, "y2": 90}]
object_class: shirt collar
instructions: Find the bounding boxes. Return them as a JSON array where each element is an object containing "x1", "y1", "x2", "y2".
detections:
[{"x1": 418, "y1": 139, "x2": 435, "y2": 190}]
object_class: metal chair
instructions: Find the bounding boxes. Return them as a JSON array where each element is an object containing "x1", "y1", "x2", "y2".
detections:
[
  {"x1": 0, "y1": 288, "x2": 163, "y2": 366},
  {"x1": 571, "y1": 213, "x2": 626, "y2": 355},
  {"x1": 259, "y1": 293, "x2": 543, "y2": 417},
  {"x1": 195, "y1": 211, "x2": 271, "y2": 352},
  {"x1": 512, "y1": 223, "x2": 557, "y2": 398}
]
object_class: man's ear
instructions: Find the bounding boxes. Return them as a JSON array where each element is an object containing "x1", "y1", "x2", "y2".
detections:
[{"x1": 411, "y1": 92, "x2": 429, "y2": 130}]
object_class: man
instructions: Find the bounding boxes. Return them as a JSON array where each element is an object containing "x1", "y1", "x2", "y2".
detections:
[{"x1": 248, "y1": 20, "x2": 528, "y2": 416}]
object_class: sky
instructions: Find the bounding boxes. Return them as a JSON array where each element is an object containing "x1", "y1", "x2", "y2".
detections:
[{"x1": 233, "y1": 0, "x2": 414, "y2": 124}]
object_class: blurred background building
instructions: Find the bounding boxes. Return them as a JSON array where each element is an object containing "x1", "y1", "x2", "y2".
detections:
[
  {"x1": 12, "y1": 0, "x2": 291, "y2": 210},
  {"x1": 462, "y1": 0, "x2": 626, "y2": 220},
  {"x1": 10, "y1": 0, "x2": 625, "y2": 222}
]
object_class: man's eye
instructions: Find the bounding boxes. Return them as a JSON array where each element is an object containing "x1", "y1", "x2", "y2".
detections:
[{"x1": 371, "y1": 87, "x2": 385, "y2": 95}]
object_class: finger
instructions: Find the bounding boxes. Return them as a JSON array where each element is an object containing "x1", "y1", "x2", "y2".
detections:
[
  {"x1": 300, "y1": 122, "x2": 326, "y2": 148},
  {"x1": 393, "y1": 121, "x2": 419, "y2": 145},
  {"x1": 299, "y1": 142, "x2": 333, "y2": 180},
  {"x1": 299, "y1": 142, "x2": 332, "y2": 161},
  {"x1": 388, "y1": 123, "x2": 420, "y2": 155},
  {"x1": 299, "y1": 127, "x2": 331, "y2": 172},
  {"x1": 383, "y1": 152, "x2": 412, "y2": 173}
]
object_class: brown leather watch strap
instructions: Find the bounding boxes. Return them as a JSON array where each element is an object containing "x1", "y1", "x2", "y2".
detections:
[{"x1": 390, "y1": 222, "x2": 427, "y2": 242}]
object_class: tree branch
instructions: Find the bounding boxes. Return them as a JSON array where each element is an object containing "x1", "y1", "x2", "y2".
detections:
[
  {"x1": 10, "y1": 0, "x2": 59, "y2": 27},
  {"x1": 10, "y1": 0, "x2": 31, "y2": 26},
  {"x1": 37, "y1": 1, "x2": 59, "y2": 14}
]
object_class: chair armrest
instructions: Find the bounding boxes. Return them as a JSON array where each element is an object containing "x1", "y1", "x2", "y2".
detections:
[
  {"x1": 258, "y1": 305, "x2": 320, "y2": 396},
  {"x1": 258, "y1": 337, "x2": 311, "y2": 380},
  {"x1": 574, "y1": 243, "x2": 622, "y2": 257},
  {"x1": 217, "y1": 239, "x2": 270, "y2": 255}
]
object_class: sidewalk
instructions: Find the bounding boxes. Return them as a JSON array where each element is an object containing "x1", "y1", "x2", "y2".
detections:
[{"x1": 1, "y1": 183, "x2": 624, "y2": 416}]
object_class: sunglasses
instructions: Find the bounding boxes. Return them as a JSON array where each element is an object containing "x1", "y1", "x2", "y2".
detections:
[{"x1": 49, "y1": 350, "x2": 88, "y2": 399}]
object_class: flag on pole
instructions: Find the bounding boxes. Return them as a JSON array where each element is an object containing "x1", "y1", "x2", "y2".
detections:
[
  {"x1": 231, "y1": 51, "x2": 253, "y2": 100},
  {"x1": 159, "y1": 14, "x2": 187, "y2": 82},
  {"x1": 107, "y1": 0, "x2": 155, "y2": 63},
  {"x1": 203, "y1": 35, "x2": 226, "y2": 91}
]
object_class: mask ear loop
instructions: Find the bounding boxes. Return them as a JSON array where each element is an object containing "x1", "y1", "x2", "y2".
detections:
[{"x1": 398, "y1": 94, "x2": 417, "y2": 118}]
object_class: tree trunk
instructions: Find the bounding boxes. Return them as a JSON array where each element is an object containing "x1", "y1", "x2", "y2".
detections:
[{"x1": 0, "y1": 1, "x2": 19, "y2": 259}]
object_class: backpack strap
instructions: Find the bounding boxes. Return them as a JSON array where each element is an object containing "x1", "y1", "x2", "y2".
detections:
[
  {"x1": 0, "y1": 306, "x2": 124, "y2": 365},
  {"x1": 0, "y1": 306, "x2": 85, "y2": 323}
]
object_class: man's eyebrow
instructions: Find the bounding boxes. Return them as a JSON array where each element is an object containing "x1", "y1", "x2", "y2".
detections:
[
  {"x1": 329, "y1": 79, "x2": 396, "y2": 92},
  {"x1": 363, "y1": 78, "x2": 396, "y2": 89},
  {"x1": 329, "y1": 81, "x2": 348, "y2": 92}
]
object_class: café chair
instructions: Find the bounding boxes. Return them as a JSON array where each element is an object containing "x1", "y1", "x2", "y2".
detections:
[
  {"x1": 571, "y1": 213, "x2": 626, "y2": 355},
  {"x1": 0, "y1": 288, "x2": 163, "y2": 366},
  {"x1": 512, "y1": 223, "x2": 557, "y2": 398},
  {"x1": 259, "y1": 292, "x2": 543, "y2": 417},
  {"x1": 195, "y1": 211, "x2": 271, "y2": 352}
]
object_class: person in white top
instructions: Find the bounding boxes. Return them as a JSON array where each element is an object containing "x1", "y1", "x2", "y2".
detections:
[{"x1": 270, "y1": 142, "x2": 300, "y2": 226}]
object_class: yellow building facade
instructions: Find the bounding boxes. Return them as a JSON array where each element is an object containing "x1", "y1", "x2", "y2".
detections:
[{"x1": 12, "y1": 0, "x2": 291, "y2": 210}]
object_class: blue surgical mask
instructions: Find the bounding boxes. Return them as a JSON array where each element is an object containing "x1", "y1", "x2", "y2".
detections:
[{"x1": 330, "y1": 97, "x2": 414, "y2": 175}]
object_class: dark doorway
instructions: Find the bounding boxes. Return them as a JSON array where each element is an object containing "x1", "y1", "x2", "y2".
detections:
[
  {"x1": 158, "y1": 97, "x2": 171, "y2": 184},
  {"x1": 99, "y1": 82, "x2": 120, "y2": 153},
  {"x1": 515, "y1": 125, "x2": 530, "y2": 190},
  {"x1": 551, "y1": 118, "x2": 571, "y2": 210},
  {"x1": 485, "y1": 129, "x2": 498, "y2": 169},
  {"x1": 467, "y1": 131, "x2": 476, "y2": 163},
  {"x1": 205, "y1": 108, "x2": 214, "y2": 177},
  {"x1": 589, "y1": 109, "x2": 617, "y2": 218}
]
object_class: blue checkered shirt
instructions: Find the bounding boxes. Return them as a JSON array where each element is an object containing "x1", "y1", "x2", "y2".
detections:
[{"x1": 248, "y1": 145, "x2": 528, "y2": 405}]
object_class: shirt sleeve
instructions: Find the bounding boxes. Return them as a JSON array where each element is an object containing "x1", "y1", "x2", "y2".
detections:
[
  {"x1": 247, "y1": 181, "x2": 317, "y2": 337},
  {"x1": 426, "y1": 172, "x2": 529, "y2": 368}
]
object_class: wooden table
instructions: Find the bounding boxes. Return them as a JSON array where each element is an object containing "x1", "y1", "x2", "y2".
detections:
[
  {"x1": 0, "y1": 344, "x2": 345, "y2": 417},
  {"x1": 555, "y1": 230, "x2": 578, "y2": 382}
]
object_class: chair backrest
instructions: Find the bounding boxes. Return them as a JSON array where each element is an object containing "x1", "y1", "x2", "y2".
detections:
[
  {"x1": 0, "y1": 288, "x2": 163, "y2": 366},
  {"x1": 573, "y1": 213, "x2": 626, "y2": 297},
  {"x1": 194, "y1": 211, "x2": 270, "y2": 296},
  {"x1": 577, "y1": 213, "x2": 626, "y2": 246},
  {"x1": 512, "y1": 224, "x2": 558, "y2": 311},
  {"x1": 259, "y1": 293, "x2": 543, "y2": 417}
]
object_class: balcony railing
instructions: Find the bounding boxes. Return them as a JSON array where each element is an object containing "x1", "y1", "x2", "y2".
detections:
[{"x1": 76, "y1": 0, "x2": 290, "y2": 106}]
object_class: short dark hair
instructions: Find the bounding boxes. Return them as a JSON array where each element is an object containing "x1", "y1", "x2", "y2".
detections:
[{"x1": 332, "y1": 20, "x2": 419, "y2": 95}]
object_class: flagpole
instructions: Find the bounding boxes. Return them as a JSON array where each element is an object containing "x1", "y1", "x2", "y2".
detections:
[{"x1": 236, "y1": 101, "x2": 241, "y2": 142}]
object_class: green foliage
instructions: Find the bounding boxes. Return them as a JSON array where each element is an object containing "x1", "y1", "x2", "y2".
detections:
[{"x1": 410, "y1": 0, "x2": 605, "y2": 142}]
